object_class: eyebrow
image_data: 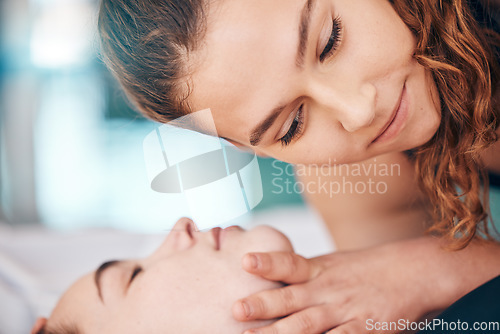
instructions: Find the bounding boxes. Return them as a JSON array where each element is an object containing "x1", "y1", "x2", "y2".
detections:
[
  {"x1": 248, "y1": 0, "x2": 316, "y2": 147},
  {"x1": 94, "y1": 260, "x2": 120, "y2": 303},
  {"x1": 297, "y1": 0, "x2": 316, "y2": 68},
  {"x1": 249, "y1": 105, "x2": 287, "y2": 146}
]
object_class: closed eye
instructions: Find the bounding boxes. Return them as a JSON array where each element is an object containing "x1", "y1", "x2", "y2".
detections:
[
  {"x1": 279, "y1": 105, "x2": 305, "y2": 146},
  {"x1": 129, "y1": 266, "x2": 143, "y2": 285},
  {"x1": 320, "y1": 16, "x2": 342, "y2": 62}
]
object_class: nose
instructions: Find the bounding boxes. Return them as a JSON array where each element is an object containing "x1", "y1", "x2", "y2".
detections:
[
  {"x1": 310, "y1": 79, "x2": 376, "y2": 133},
  {"x1": 150, "y1": 218, "x2": 197, "y2": 257}
]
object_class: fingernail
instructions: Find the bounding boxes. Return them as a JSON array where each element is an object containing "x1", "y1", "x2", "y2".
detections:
[
  {"x1": 249, "y1": 254, "x2": 259, "y2": 269},
  {"x1": 241, "y1": 300, "x2": 253, "y2": 318}
]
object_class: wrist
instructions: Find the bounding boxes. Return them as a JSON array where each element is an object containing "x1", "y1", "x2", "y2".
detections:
[{"x1": 377, "y1": 237, "x2": 443, "y2": 318}]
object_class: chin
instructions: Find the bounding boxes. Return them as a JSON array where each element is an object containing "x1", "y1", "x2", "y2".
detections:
[{"x1": 405, "y1": 126, "x2": 441, "y2": 153}]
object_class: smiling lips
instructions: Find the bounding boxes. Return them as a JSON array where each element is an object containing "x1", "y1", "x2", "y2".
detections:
[{"x1": 372, "y1": 84, "x2": 409, "y2": 144}]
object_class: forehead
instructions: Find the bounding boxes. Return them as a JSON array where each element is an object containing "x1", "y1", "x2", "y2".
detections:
[{"x1": 189, "y1": 0, "x2": 304, "y2": 142}]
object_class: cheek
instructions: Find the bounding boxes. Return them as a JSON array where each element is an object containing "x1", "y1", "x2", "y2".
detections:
[
  {"x1": 415, "y1": 68, "x2": 442, "y2": 128},
  {"x1": 340, "y1": 0, "x2": 416, "y2": 73},
  {"x1": 426, "y1": 71, "x2": 442, "y2": 116},
  {"x1": 397, "y1": 66, "x2": 441, "y2": 149},
  {"x1": 136, "y1": 258, "x2": 276, "y2": 308},
  {"x1": 419, "y1": 87, "x2": 442, "y2": 143},
  {"x1": 126, "y1": 262, "x2": 278, "y2": 333},
  {"x1": 116, "y1": 266, "x2": 223, "y2": 331}
]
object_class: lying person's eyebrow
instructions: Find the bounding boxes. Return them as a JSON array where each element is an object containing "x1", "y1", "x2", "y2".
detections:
[{"x1": 94, "y1": 260, "x2": 121, "y2": 303}]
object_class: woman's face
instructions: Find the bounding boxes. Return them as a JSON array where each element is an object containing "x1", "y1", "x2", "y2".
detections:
[
  {"x1": 189, "y1": 0, "x2": 441, "y2": 164},
  {"x1": 46, "y1": 218, "x2": 293, "y2": 333}
]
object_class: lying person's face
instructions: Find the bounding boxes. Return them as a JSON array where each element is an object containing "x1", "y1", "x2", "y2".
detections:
[{"x1": 42, "y1": 218, "x2": 293, "y2": 333}]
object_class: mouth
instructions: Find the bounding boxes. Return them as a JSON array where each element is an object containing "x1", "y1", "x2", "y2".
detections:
[
  {"x1": 372, "y1": 83, "x2": 409, "y2": 144},
  {"x1": 211, "y1": 227, "x2": 222, "y2": 250},
  {"x1": 211, "y1": 226, "x2": 243, "y2": 250}
]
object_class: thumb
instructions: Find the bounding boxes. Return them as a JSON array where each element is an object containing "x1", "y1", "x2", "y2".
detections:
[{"x1": 242, "y1": 251, "x2": 321, "y2": 284}]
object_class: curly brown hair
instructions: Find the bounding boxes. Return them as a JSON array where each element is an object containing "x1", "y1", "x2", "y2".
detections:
[
  {"x1": 98, "y1": 0, "x2": 500, "y2": 249},
  {"x1": 392, "y1": 0, "x2": 500, "y2": 249}
]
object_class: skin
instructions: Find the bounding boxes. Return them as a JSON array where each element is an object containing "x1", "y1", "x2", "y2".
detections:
[
  {"x1": 189, "y1": 0, "x2": 441, "y2": 165},
  {"x1": 185, "y1": 0, "x2": 500, "y2": 333},
  {"x1": 297, "y1": 152, "x2": 434, "y2": 250},
  {"x1": 35, "y1": 218, "x2": 294, "y2": 334},
  {"x1": 235, "y1": 237, "x2": 500, "y2": 334}
]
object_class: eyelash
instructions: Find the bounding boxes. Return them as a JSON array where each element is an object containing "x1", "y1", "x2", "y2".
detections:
[
  {"x1": 278, "y1": 17, "x2": 342, "y2": 147},
  {"x1": 129, "y1": 266, "x2": 142, "y2": 283},
  {"x1": 280, "y1": 105, "x2": 305, "y2": 147},
  {"x1": 319, "y1": 16, "x2": 343, "y2": 62}
]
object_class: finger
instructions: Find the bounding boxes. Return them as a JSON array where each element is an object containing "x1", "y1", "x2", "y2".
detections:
[
  {"x1": 242, "y1": 305, "x2": 344, "y2": 334},
  {"x1": 233, "y1": 284, "x2": 311, "y2": 321},
  {"x1": 242, "y1": 252, "x2": 320, "y2": 283},
  {"x1": 326, "y1": 320, "x2": 367, "y2": 334}
]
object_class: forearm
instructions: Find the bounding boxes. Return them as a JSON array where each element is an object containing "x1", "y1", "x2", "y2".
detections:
[{"x1": 384, "y1": 235, "x2": 500, "y2": 313}]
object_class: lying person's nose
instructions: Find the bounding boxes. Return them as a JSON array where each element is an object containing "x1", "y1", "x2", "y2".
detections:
[{"x1": 154, "y1": 218, "x2": 198, "y2": 255}]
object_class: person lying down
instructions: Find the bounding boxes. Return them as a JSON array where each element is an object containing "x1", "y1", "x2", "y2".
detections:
[{"x1": 30, "y1": 218, "x2": 294, "y2": 334}]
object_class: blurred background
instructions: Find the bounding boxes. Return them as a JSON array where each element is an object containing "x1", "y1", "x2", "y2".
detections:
[
  {"x1": 0, "y1": 0, "x2": 305, "y2": 233},
  {"x1": 0, "y1": 2, "x2": 329, "y2": 333}
]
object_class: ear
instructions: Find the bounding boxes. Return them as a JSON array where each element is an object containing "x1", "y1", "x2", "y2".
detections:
[
  {"x1": 31, "y1": 317, "x2": 47, "y2": 334},
  {"x1": 224, "y1": 139, "x2": 269, "y2": 158}
]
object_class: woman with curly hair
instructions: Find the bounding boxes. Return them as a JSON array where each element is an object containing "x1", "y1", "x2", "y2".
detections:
[{"x1": 97, "y1": 0, "x2": 500, "y2": 332}]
